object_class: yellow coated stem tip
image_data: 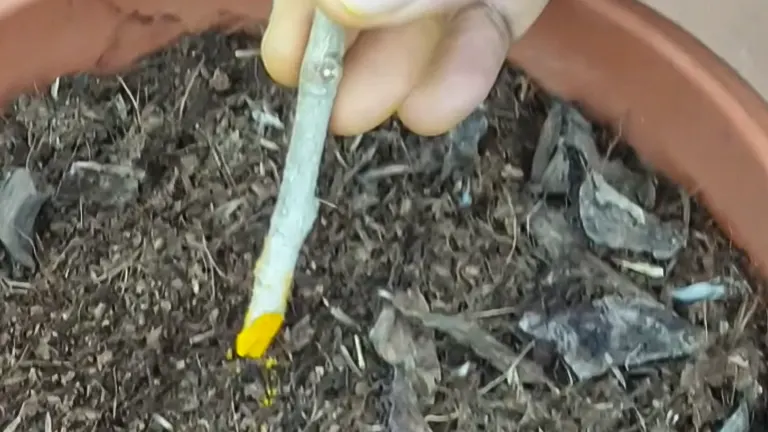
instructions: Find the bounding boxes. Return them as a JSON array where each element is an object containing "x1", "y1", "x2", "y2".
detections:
[{"x1": 229, "y1": 313, "x2": 284, "y2": 360}]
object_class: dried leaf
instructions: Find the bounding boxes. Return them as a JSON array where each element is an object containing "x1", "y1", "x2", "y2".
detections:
[
  {"x1": 529, "y1": 101, "x2": 599, "y2": 195},
  {"x1": 529, "y1": 101, "x2": 565, "y2": 184},
  {"x1": 388, "y1": 366, "x2": 433, "y2": 432},
  {"x1": 443, "y1": 104, "x2": 488, "y2": 177},
  {"x1": 718, "y1": 398, "x2": 750, "y2": 432},
  {"x1": 519, "y1": 295, "x2": 703, "y2": 380},
  {"x1": 579, "y1": 170, "x2": 685, "y2": 260},
  {"x1": 0, "y1": 168, "x2": 50, "y2": 268},
  {"x1": 370, "y1": 306, "x2": 417, "y2": 365},
  {"x1": 527, "y1": 203, "x2": 585, "y2": 261},
  {"x1": 380, "y1": 289, "x2": 553, "y2": 387},
  {"x1": 599, "y1": 159, "x2": 656, "y2": 208},
  {"x1": 370, "y1": 289, "x2": 441, "y2": 420}
]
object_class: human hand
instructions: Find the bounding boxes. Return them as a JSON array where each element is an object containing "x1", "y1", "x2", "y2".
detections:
[{"x1": 260, "y1": 0, "x2": 549, "y2": 136}]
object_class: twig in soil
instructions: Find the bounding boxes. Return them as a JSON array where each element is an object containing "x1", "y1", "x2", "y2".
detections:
[
  {"x1": 583, "y1": 252, "x2": 660, "y2": 304},
  {"x1": 178, "y1": 59, "x2": 204, "y2": 122},
  {"x1": 116, "y1": 76, "x2": 143, "y2": 132},
  {"x1": 228, "y1": 11, "x2": 345, "y2": 360},
  {"x1": 323, "y1": 296, "x2": 362, "y2": 331},
  {"x1": 478, "y1": 340, "x2": 535, "y2": 396},
  {"x1": 235, "y1": 48, "x2": 260, "y2": 59},
  {"x1": 378, "y1": 290, "x2": 556, "y2": 389}
]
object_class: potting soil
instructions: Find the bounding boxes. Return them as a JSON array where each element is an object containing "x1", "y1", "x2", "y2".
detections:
[{"x1": 0, "y1": 32, "x2": 765, "y2": 432}]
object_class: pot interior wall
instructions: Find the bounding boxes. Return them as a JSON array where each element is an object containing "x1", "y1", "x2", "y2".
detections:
[{"x1": 0, "y1": 0, "x2": 270, "y2": 108}]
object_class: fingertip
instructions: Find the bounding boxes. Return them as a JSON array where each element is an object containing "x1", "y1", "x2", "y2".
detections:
[
  {"x1": 397, "y1": 62, "x2": 493, "y2": 137},
  {"x1": 260, "y1": 0, "x2": 316, "y2": 88},
  {"x1": 329, "y1": 18, "x2": 442, "y2": 136},
  {"x1": 329, "y1": 106, "x2": 393, "y2": 136},
  {"x1": 397, "y1": 110, "x2": 458, "y2": 137},
  {"x1": 328, "y1": 114, "x2": 361, "y2": 136},
  {"x1": 398, "y1": 5, "x2": 508, "y2": 137},
  {"x1": 260, "y1": 30, "x2": 300, "y2": 88}
]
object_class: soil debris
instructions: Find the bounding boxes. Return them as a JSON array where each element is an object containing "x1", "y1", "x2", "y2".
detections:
[
  {"x1": 672, "y1": 279, "x2": 727, "y2": 304},
  {"x1": 57, "y1": 161, "x2": 145, "y2": 206}
]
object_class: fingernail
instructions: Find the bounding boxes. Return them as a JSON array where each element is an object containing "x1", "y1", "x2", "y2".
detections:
[{"x1": 340, "y1": 0, "x2": 411, "y2": 16}]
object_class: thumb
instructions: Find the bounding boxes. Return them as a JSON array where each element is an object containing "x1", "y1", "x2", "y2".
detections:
[{"x1": 317, "y1": 0, "x2": 475, "y2": 28}]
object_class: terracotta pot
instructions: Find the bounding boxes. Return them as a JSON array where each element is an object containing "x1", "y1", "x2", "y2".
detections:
[{"x1": 2, "y1": 0, "x2": 768, "y2": 276}]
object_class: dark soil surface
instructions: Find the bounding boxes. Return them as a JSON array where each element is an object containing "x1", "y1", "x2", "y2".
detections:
[{"x1": 1, "y1": 33, "x2": 766, "y2": 432}]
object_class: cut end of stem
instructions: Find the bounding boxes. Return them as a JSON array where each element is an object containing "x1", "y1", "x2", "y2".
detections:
[
  {"x1": 229, "y1": 251, "x2": 294, "y2": 360},
  {"x1": 228, "y1": 312, "x2": 285, "y2": 360}
]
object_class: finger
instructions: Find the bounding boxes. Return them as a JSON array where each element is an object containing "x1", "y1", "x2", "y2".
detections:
[
  {"x1": 260, "y1": 0, "x2": 314, "y2": 87},
  {"x1": 316, "y1": 0, "x2": 472, "y2": 28},
  {"x1": 397, "y1": 4, "x2": 510, "y2": 136},
  {"x1": 329, "y1": 16, "x2": 444, "y2": 135},
  {"x1": 262, "y1": 0, "x2": 359, "y2": 88}
]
